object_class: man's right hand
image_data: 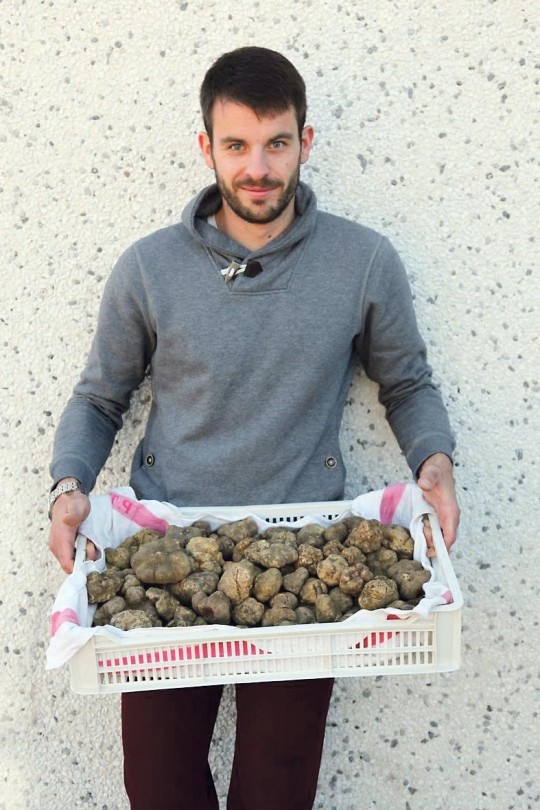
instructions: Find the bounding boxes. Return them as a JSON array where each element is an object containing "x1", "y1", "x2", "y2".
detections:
[{"x1": 49, "y1": 483, "x2": 93, "y2": 574}]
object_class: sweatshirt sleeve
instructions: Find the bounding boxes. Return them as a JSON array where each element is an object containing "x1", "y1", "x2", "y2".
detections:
[
  {"x1": 49, "y1": 245, "x2": 156, "y2": 493},
  {"x1": 354, "y1": 236, "x2": 455, "y2": 476}
]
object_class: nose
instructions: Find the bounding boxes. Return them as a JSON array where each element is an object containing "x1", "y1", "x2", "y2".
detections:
[{"x1": 245, "y1": 147, "x2": 270, "y2": 181}]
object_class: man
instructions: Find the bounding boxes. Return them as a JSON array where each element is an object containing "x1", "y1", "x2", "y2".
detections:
[{"x1": 49, "y1": 46, "x2": 459, "y2": 810}]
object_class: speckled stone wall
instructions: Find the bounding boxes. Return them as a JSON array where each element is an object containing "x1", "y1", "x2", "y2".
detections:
[{"x1": 1, "y1": 2, "x2": 538, "y2": 808}]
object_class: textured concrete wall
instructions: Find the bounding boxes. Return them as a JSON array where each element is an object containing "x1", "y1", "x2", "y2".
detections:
[{"x1": 1, "y1": 1, "x2": 537, "y2": 808}]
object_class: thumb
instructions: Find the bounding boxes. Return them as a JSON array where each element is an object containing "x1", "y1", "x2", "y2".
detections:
[
  {"x1": 49, "y1": 494, "x2": 91, "y2": 574},
  {"x1": 60, "y1": 494, "x2": 90, "y2": 526},
  {"x1": 417, "y1": 464, "x2": 440, "y2": 491}
]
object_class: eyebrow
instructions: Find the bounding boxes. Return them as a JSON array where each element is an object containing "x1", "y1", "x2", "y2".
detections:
[{"x1": 218, "y1": 131, "x2": 295, "y2": 146}]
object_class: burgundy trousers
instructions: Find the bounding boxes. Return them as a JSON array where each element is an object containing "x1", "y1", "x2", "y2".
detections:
[{"x1": 122, "y1": 678, "x2": 334, "y2": 810}]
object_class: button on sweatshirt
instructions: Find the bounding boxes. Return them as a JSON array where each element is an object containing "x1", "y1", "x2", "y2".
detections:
[{"x1": 50, "y1": 182, "x2": 454, "y2": 507}]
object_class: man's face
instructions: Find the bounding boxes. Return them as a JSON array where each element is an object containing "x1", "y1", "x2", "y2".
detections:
[{"x1": 199, "y1": 101, "x2": 313, "y2": 226}]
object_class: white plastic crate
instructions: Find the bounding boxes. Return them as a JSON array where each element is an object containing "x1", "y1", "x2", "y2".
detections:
[{"x1": 69, "y1": 500, "x2": 462, "y2": 694}]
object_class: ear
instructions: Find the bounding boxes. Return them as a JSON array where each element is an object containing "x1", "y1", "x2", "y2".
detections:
[
  {"x1": 198, "y1": 131, "x2": 214, "y2": 170},
  {"x1": 299, "y1": 125, "x2": 314, "y2": 165}
]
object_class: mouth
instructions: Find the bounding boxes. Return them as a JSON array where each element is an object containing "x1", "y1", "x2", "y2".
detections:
[
  {"x1": 237, "y1": 181, "x2": 281, "y2": 199},
  {"x1": 241, "y1": 187, "x2": 274, "y2": 199}
]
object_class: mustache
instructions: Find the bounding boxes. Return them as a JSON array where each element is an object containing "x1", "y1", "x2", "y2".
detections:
[{"x1": 234, "y1": 177, "x2": 283, "y2": 190}]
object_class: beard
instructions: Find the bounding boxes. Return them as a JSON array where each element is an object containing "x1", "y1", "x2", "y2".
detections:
[{"x1": 214, "y1": 165, "x2": 300, "y2": 225}]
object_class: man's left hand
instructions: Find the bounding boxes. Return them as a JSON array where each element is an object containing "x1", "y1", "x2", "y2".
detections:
[{"x1": 417, "y1": 453, "x2": 460, "y2": 552}]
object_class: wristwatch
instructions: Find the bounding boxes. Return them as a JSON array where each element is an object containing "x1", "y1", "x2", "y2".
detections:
[{"x1": 48, "y1": 479, "x2": 85, "y2": 518}]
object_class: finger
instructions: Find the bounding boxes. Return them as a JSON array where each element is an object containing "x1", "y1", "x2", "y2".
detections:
[
  {"x1": 52, "y1": 534, "x2": 76, "y2": 574},
  {"x1": 422, "y1": 516, "x2": 436, "y2": 558},
  {"x1": 49, "y1": 518, "x2": 78, "y2": 574},
  {"x1": 422, "y1": 515, "x2": 433, "y2": 542},
  {"x1": 438, "y1": 502, "x2": 460, "y2": 550},
  {"x1": 441, "y1": 521, "x2": 458, "y2": 550},
  {"x1": 85, "y1": 539, "x2": 99, "y2": 561}
]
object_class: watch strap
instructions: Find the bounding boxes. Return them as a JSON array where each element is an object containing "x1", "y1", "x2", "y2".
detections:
[{"x1": 48, "y1": 480, "x2": 85, "y2": 518}]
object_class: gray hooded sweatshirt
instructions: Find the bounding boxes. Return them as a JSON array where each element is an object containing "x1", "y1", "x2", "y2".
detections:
[{"x1": 50, "y1": 182, "x2": 454, "y2": 506}]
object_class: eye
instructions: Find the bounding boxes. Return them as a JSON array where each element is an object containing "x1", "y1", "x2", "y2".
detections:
[
  {"x1": 228, "y1": 143, "x2": 244, "y2": 152},
  {"x1": 270, "y1": 140, "x2": 286, "y2": 149}
]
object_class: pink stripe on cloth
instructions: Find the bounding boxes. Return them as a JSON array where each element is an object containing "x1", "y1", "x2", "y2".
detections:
[
  {"x1": 380, "y1": 483, "x2": 407, "y2": 524},
  {"x1": 110, "y1": 493, "x2": 169, "y2": 534},
  {"x1": 50, "y1": 608, "x2": 79, "y2": 637},
  {"x1": 98, "y1": 642, "x2": 267, "y2": 675}
]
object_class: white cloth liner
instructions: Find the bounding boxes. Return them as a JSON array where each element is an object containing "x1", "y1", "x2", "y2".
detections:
[{"x1": 46, "y1": 483, "x2": 451, "y2": 670}]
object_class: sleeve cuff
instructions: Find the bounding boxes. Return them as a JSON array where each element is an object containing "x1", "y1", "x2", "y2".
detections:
[
  {"x1": 49, "y1": 455, "x2": 96, "y2": 497},
  {"x1": 405, "y1": 434, "x2": 455, "y2": 479}
]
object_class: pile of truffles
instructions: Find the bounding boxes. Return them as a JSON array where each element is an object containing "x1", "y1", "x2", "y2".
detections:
[{"x1": 87, "y1": 515, "x2": 431, "y2": 630}]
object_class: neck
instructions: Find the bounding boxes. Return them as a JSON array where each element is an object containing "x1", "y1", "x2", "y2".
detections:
[{"x1": 215, "y1": 200, "x2": 295, "y2": 252}]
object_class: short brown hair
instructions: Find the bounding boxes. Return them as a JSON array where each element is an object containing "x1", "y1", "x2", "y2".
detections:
[{"x1": 200, "y1": 46, "x2": 307, "y2": 140}]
